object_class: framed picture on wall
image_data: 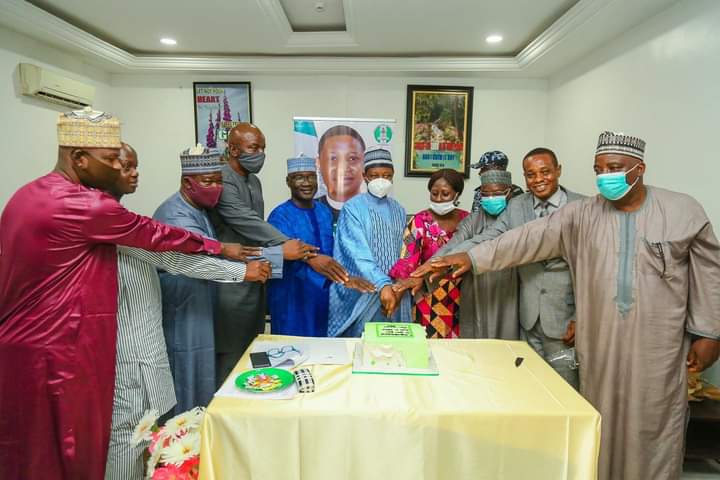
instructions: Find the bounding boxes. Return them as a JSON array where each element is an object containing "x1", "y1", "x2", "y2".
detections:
[
  {"x1": 404, "y1": 85, "x2": 473, "y2": 178},
  {"x1": 193, "y1": 82, "x2": 252, "y2": 152}
]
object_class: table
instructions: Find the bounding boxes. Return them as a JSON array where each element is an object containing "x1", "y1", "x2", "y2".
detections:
[{"x1": 199, "y1": 335, "x2": 600, "y2": 480}]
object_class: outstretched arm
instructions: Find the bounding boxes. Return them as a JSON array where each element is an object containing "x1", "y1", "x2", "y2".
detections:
[{"x1": 119, "y1": 247, "x2": 249, "y2": 282}]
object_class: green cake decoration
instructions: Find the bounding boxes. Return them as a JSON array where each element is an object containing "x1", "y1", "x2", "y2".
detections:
[{"x1": 361, "y1": 322, "x2": 429, "y2": 369}]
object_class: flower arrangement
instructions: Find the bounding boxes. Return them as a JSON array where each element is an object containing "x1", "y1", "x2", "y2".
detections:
[{"x1": 131, "y1": 407, "x2": 205, "y2": 479}]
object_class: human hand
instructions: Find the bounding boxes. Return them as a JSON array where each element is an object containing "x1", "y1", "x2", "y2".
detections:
[
  {"x1": 344, "y1": 276, "x2": 376, "y2": 293},
  {"x1": 392, "y1": 277, "x2": 423, "y2": 296},
  {"x1": 687, "y1": 338, "x2": 720, "y2": 372},
  {"x1": 420, "y1": 253, "x2": 473, "y2": 282},
  {"x1": 282, "y1": 239, "x2": 319, "y2": 261},
  {"x1": 244, "y1": 260, "x2": 271, "y2": 283},
  {"x1": 220, "y1": 243, "x2": 263, "y2": 261},
  {"x1": 562, "y1": 320, "x2": 576, "y2": 346},
  {"x1": 410, "y1": 261, "x2": 439, "y2": 279},
  {"x1": 380, "y1": 285, "x2": 399, "y2": 317},
  {"x1": 307, "y1": 255, "x2": 349, "y2": 283}
]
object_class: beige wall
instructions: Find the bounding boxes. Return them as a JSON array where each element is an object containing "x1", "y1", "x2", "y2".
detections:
[
  {"x1": 109, "y1": 74, "x2": 547, "y2": 217},
  {"x1": 545, "y1": 0, "x2": 720, "y2": 383},
  {"x1": 0, "y1": 27, "x2": 113, "y2": 208}
]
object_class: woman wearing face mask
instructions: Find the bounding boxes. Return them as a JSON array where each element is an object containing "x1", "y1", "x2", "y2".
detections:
[
  {"x1": 394, "y1": 169, "x2": 520, "y2": 341},
  {"x1": 389, "y1": 169, "x2": 469, "y2": 338}
]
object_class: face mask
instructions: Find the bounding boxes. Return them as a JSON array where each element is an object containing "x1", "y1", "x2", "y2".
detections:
[
  {"x1": 481, "y1": 195, "x2": 507, "y2": 216},
  {"x1": 367, "y1": 178, "x2": 393, "y2": 198},
  {"x1": 429, "y1": 200, "x2": 456, "y2": 216},
  {"x1": 185, "y1": 177, "x2": 223, "y2": 209},
  {"x1": 237, "y1": 151, "x2": 266, "y2": 174},
  {"x1": 75, "y1": 151, "x2": 121, "y2": 191},
  {"x1": 596, "y1": 163, "x2": 640, "y2": 201}
]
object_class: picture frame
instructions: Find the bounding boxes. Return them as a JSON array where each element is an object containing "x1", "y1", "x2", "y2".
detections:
[
  {"x1": 404, "y1": 85, "x2": 473, "y2": 178},
  {"x1": 193, "y1": 82, "x2": 252, "y2": 152}
]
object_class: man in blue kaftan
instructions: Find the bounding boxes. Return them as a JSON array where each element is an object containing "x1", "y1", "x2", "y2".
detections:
[
  {"x1": 328, "y1": 148, "x2": 410, "y2": 337},
  {"x1": 268, "y1": 156, "x2": 375, "y2": 336},
  {"x1": 153, "y1": 146, "x2": 239, "y2": 414}
]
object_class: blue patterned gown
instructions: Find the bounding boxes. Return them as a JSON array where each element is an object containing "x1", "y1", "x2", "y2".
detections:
[
  {"x1": 328, "y1": 193, "x2": 411, "y2": 337},
  {"x1": 153, "y1": 192, "x2": 218, "y2": 414},
  {"x1": 267, "y1": 200, "x2": 335, "y2": 336}
]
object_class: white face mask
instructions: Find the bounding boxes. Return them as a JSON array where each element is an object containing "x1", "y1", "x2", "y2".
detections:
[
  {"x1": 367, "y1": 178, "x2": 393, "y2": 198},
  {"x1": 429, "y1": 196, "x2": 458, "y2": 216},
  {"x1": 429, "y1": 201, "x2": 455, "y2": 216}
]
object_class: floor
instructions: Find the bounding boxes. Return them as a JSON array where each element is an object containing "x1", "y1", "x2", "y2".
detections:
[{"x1": 683, "y1": 460, "x2": 720, "y2": 479}]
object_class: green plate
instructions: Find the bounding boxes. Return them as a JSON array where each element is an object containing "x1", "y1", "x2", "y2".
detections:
[{"x1": 235, "y1": 368, "x2": 294, "y2": 393}]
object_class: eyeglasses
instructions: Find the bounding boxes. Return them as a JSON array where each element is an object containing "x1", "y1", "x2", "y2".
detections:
[{"x1": 267, "y1": 345, "x2": 300, "y2": 358}]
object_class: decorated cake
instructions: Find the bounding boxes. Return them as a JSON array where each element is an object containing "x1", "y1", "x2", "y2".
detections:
[{"x1": 361, "y1": 322, "x2": 429, "y2": 369}]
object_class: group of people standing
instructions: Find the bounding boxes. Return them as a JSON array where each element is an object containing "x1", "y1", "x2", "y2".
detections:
[
  {"x1": 236, "y1": 124, "x2": 720, "y2": 480},
  {"x1": 0, "y1": 107, "x2": 718, "y2": 480}
]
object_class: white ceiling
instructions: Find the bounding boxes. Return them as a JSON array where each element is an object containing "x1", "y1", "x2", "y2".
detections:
[
  {"x1": 0, "y1": 0, "x2": 679, "y2": 75},
  {"x1": 27, "y1": 0, "x2": 577, "y2": 55}
]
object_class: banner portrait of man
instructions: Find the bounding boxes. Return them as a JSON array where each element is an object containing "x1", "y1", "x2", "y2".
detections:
[{"x1": 293, "y1": 117, "x2": 396, "y2": 223}]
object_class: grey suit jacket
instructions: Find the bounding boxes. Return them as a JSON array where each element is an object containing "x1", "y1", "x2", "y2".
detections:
[{"x1": 463, "y1": 187, "x2": 586, "y2": 339}]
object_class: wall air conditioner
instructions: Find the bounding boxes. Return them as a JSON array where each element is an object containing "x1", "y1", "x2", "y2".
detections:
[{"x1": 18, "y1": 63, "x2": 95, "y2": 109}]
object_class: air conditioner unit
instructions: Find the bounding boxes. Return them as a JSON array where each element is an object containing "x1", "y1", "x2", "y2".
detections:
[{"x1": 18, "y1": 63, "x2": 95, "y2": 109}]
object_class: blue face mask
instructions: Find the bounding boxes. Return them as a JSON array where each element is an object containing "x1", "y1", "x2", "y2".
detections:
[
  {"x1": 481, "y1": 195, "x2": 507, "y2": 216},
  {"x1": 596, "y1": 163, "x2": 640, "y2": 201}
]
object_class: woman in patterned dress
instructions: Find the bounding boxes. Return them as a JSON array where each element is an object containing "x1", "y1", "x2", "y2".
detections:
[{"x1": 389, "y1": 169, "x2": 469, "y2": 338}]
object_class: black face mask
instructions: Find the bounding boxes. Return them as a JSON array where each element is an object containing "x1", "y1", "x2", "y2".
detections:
[
  {"x1": 74, "y1": 151, "x2": 121, "y2": 191},
  {"x1": 238, "y1": 151, "x2": 266, "y2": 174}
]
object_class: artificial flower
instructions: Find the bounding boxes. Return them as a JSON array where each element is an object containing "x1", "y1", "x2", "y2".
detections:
[
  {"x1": 131, "y1": 409, "x2": 159, "y2": 446},
  {"x1": 151, "y1": 464, "x2": 186, "y2": 480},
  {"x1": 161, "y1": 431, "x2": 200, "y2": 466}
]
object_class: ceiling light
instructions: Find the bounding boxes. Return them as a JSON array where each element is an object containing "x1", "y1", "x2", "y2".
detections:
[
  {"x1": 160, "y1": 38, "x2": 177, "y2": 46},
  {"x1": 485, "y1": 34, "x2": 503, "y2": 44}
]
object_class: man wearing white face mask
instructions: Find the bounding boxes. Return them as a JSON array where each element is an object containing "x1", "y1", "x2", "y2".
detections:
[
  {"x1": 417, "y1": 131, "x2": 720, "y2": 480},
  {"x1": 327, "y1": 147, "x2": 410, "y2": 337}
]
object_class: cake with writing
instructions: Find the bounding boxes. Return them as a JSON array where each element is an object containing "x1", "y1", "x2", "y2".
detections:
[{"x1": 361, "y1": 322, "x2": 429, "y2": 369}]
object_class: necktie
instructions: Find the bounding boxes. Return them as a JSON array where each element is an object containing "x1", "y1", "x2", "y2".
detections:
[{"x1": 539, "y1": 201, "x2": 549, "y2": 218}]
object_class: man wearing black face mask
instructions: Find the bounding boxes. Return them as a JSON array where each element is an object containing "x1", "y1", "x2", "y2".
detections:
[
  {"x1": 0, "y1": 109, "x2": 245, "y2": 480},
  {"x1": 211, "y1": 123, "x2": 318, "y2": 385}
]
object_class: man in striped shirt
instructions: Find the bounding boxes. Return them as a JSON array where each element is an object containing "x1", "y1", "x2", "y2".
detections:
[{"x1": 104, "y1": 144, "x2": 271, "y2": 479}]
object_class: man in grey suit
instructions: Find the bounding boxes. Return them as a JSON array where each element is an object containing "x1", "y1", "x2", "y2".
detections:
[{"x1": 416, "y1": 147, "x2": 583, "y2": 388}]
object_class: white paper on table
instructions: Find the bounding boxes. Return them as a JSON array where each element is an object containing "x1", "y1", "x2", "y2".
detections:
[
  {"x1": 250, "y1": 338, "x2": 350, "y2": 367},
  {"x1": 214, "y1": 373, "x2": 298, "y2": 400},
  {"x1": 299, "y1": 338, "x2": 350, "y2": 365}
]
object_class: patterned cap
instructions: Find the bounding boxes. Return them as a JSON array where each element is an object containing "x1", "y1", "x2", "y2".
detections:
[
  {"x1": 287, "y1": 155, "x2": 316, "y2": 174},
  {"x1": 180, "y1": 144, "x2": 222, "y2": 175},
  {"x1": 364, "y1": 147, "x2": 393, "y2": 171},
  {"x1": 471, "y1": 150, "x2": 508, "y2": 170},
  {"x1": 596, "y1": 131, "x2": 645, "y2": 161},
  {"x1": 57, "y1": 107, "x2": 121, "y2": 148},
  {"x1": 480, "y1": 169, "x2": 512, "y2": 186}
]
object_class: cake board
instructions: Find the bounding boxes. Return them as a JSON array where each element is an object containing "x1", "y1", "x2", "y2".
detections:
[{"x1": 352, "y1": 343, "x2": 439, "y2": 376}]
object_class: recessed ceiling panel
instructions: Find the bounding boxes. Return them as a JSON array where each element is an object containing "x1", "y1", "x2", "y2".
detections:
[{"x1": 280, "y1": 0, "x2": 346, "y2": 32}]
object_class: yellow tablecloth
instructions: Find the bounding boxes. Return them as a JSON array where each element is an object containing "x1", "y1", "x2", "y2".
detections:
[{"x1": 200, "y1": 335, "x2": 600, "y2": 480}]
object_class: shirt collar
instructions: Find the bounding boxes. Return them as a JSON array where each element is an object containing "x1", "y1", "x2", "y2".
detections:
[{"x1": 533, "y1": 187, "x2": 565, "y2": 208}]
